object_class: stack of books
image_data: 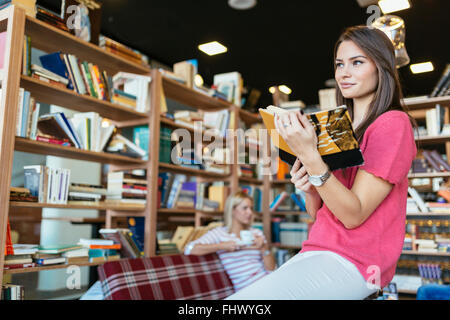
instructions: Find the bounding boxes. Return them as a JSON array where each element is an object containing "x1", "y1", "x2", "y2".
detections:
[
  {"x1": 414, "y1": 239, "x2": 438, "y2": 253},
  {"x1": 421, "y1": 149, "x2": 450, "y2": 172},
  {"x1": 156, "y1": 239, "x2": 179, "y2": 255},
  {"x1": 37, "y1": 112, "x2": 82, "y2": 148},
  {"x1": 3, "y1": 244, "x2": 38, "y2": 270},
  {"x1": 106, "y1": 171, "x2": 147, "y2": 206},
  {"x1": 203, "y1": 110, "x2": 230, "y2": 137},
  {"x1": 430, "y1": 63, "x2": 450, "y2": 97},
  {"x1": 68, "y1": 183, "x2": 107, "y2": 205},
  {"x1": 112, "y1": 72, "x2": 152, "y2": 113},
  {"x1": 24, "y1": 165, "x2": 71, "y2": 204},
  {"x1": 13, "y1": 88, "x2": 39, "y2": 139},
  {"x1": 175, "y1": 181, "x2": 197, "y2": 209},
  {"x1": 36, "y1": 5, "x2": 68, "y2": 32},
  {"x1": 31, "y1": 64, "x2": 69, "y2": 89},
  {"x1": 70, "y1": 112, "x2": 116, "y2": 152},
  {"x1": 173, "y1": 110, "x2": 204, "y2": 130},
  {"x1": 78, "y1": 239, "x2": 121, "y2": 263},
  {"x1": 99, "y1": 228, "x2": 143, "y2": 258},
  {"x1": 99, "y1": 35, "x2": 148, "y2": 66},
  {"x1": 239, "y1": 164, "x2": 254, "y2": 178},
  {"x1": 1, "y1": 284, "x2": 24, "y2": 300},
  {"x1": 39, "y1": 52, "x2": 114, "y2": 101},
  {"x1": 9, "y1": 187, "x2": 37, "y2": 202},
  {"x1": 106, "y1": 133, "x2": 146, "y2": 158},
  {"x1": 111, "y1": 89, "x2": 137, "y2": 109},
  {"x1": 33, "y1": 244, "x2": 84, "y2": 266}
]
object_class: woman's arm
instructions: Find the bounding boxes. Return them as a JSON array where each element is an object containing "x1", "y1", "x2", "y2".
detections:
[
  {"x1": 188, "y1": 241, "x2": 240, "y2": 256},
  {"x1": 275, "y1": 111, "x2": 393, "y2": 229},
  {"x1": 304, "y1": 192, "x2": 322, "y2": 221},
  {"x1": 303, "y1": 155, "x2": 392, "y2": 229}
]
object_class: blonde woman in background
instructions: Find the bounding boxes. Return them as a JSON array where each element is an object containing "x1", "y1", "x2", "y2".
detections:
[{"x1": 184, "y1": 190, "x2": 276, "y2": 292}]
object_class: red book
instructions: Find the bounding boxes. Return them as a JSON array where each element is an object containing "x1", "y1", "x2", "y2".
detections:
[
  {"x1": 36, "y1": 135, "x2": 72, "y2": 147},
  {"x1": 32, "y1": 73, "x2": 67, "y2": 89},
  {"x1": 3, "y1": 262, "x2": 36, "y2": 270},
  {"x1": 89, "y1": 244, "x2": 121, "y2": 250},
  {"x1": 4, "y1": 220, "x2": 14, "y2": 256}
]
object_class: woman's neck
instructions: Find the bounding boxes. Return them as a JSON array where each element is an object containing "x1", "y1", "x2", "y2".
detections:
[
  {"x1": 229, "y1": 222, "x2": 247, "y2": 238},
  {"x1": 352, "y1": 92, "x2": 375, "y2": 129}
]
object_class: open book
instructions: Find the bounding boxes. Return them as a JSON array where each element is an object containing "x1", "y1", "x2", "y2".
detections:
[{"x1": 259, "y1": 105, "x2": 364, "y2": 171}]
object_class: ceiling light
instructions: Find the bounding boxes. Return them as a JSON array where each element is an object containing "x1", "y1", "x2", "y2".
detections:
[
  {"x1": 198, "y1": 41, "x2": 228, "y2": 56},
  {"x1": 228, "y1": 0, "x2": 257, "y2": 10},
  {"x1": 410, "y1": 62, "x2": 434, "y2": 74},
  {"x1": 378, "y1": 0, "x2": 410, "y2": 14},
  {"x1": 269, "y1": 85, "x2": 292, "y2": 95}
]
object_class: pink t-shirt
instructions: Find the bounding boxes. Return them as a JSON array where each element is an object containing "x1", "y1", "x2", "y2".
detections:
[{"x1": 301, "y1": 110, "x2": 417, "y2": 288}]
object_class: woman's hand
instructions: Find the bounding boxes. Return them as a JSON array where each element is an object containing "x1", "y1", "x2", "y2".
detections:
[
  {"x1": 274, "y1": 111, "x2": 320, "y2": 165},
  {"x1": 290, "y1": 158, "x2": 318, "y2": 195},
  {"x1": 219, "y1": 241, "x2": 241, "y2": 252},
  {"x1": 244, "y1": 235, "x2": 267, "y2": 251}
]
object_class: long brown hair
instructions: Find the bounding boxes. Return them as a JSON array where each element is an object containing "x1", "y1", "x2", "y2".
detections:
[{"x1": 334, "y1": 25, "x2": 417, "y2": 142}]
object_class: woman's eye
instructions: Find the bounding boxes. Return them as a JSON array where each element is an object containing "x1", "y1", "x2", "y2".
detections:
[
  {"x1": 353, "y1": 60, "x2": 363, "y2": 66},
  {"x1": 336, "y1": 63, "x2": 343, "y2": 68}
]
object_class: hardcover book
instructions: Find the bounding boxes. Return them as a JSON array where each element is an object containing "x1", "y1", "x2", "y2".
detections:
[{"x1": 259, "y1": 105, "x2": 364, "y2": 171}]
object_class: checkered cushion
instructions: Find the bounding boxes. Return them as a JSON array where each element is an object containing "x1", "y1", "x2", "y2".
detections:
[{"x1": 97, "y1": 254, "x2": 235, "y2": 300}]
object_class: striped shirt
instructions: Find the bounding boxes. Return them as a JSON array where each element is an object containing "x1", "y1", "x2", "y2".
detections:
[{"x1": 184, "y1": 227, "x2": 270, "y2": 292}]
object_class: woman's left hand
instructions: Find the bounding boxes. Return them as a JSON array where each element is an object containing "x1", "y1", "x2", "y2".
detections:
[
  {"x1": 244, "y1": 235, "x2": 266, "y2": 251},
  {"x1": 274, "y1": 111, "x2": 320, "y2": 164}
]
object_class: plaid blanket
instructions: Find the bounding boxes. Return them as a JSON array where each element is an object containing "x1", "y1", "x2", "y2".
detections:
[{"x1": 97, "y1": 254, "x2": 235, "y2": 300}]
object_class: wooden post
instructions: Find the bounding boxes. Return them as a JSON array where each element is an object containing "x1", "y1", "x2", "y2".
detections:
[
  {"x1": 0, "y1": 6, "x2": 26, "y2": 289},
  {"x1": 146, "y1": 69, "x2": 162, "y2": 256}
]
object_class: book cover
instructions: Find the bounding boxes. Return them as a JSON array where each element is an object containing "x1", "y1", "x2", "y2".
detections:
[
  {"x1": 259, "y1": 105, "x2": 364, "y2": 171},
  {"x1": 39, "y1": 52, "x2": 73, "y2": 90}
]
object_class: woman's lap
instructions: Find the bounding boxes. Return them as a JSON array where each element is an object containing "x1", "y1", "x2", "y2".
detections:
[{"x1": 226, "y1": 251, "x2": 377, "y2": 300}]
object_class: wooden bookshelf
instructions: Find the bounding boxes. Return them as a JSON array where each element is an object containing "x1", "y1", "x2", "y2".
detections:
[
  {"x1": 4, "y1": 259, "x2": 123, "y2": 275},
  {"x1": 408, "y1": 172, "x2": 450, "y2": 179},
  {"x1": 272, "y1": 243, "x2": 302, "y2": 250},
  {"x1": 401, "y1": 251, "x2": 450, "y2": 257},
  {"x1": 0, "y1": 6, "x2": 155, "y2": 292},
  {"x1": 25, "y1": 16, "x2": 150, "y2": 75},
  {"x1": 15, "y1": 137, "x2": 147, "y2": 165},
  {"x1": 238, "y1": 108, "x2": 262, "y2": 125},
  {"x1": 162, "y1": 76, "x2": 233, "y2": 111},
  {"x1": 404, "y1": 95, "x2": 450, "y2": 110},
  {"x1": 10, "y1": 201, "x2": 145, "y2": 212},
  {"x1": 20, "y1": 75, "x2": 149, "y2": 121},
  {"x1": 406, "y1": 212, "x2": 450, "y2": 217},
  {"x1": 271, "y1": 179, "x2": 291, "y2": 185},
  {"x1": 415, "y1": 134, "x2": 450, "y2": 145},
  {"x1": 159, "y1": 162, "x2": 231, "y2": 179},
  {"x1": 238, "y1": 176, "x2": 263, "y2": 185}
]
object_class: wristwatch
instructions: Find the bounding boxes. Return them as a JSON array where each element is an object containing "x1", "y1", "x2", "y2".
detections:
[{"x1": 308, "y1": 168, "x2": 331, "y2": 187}]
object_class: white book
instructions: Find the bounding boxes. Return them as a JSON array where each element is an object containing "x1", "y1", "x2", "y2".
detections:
[
  {"x1": 70, "y1": 117, "x2": 88, "y2": 150},
  {"x1": 16, "y1": 88, "x2": 24, "y2": 136},
  {"x1": 79, "y1": 238, "x2": 114, "y2": 246},
  {"x1": 407, "y1": 187, "x2": 429, "y2": 212},
  {"x1": 99, "y1": 124, "x2": 116, "y2": 152},
  {"x1": 73, "y1": 112, "x2": 101, "y2": 151},
  {"x1": 31, "y1": 64, "x2": 69, "y2": 85}
]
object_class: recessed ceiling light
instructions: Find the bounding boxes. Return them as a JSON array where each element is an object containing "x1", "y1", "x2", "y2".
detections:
[
  {"x1": 269, "y1": 85, "x2": 292, "y2": 95},
  {"x1": 228, "y1": 0, "x2": 257, "y2": 10},
  {"x1": 410, "y1": 62, "x2": 434, "y2": 74},
  {"x1": 198, "y1": 41, "x2": 228, "y2": 56},
  {"x1": 378, "y1": 0, "x2": 410, "y2": 14}
]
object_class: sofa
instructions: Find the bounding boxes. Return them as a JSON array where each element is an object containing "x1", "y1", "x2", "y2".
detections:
[{"x1": 96, "y1": 253, "x2": 235, "y2": 300}]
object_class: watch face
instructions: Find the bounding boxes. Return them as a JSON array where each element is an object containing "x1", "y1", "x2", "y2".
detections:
[{"x1": 308, "y1": 175, "x2": 322, "y2": 186}]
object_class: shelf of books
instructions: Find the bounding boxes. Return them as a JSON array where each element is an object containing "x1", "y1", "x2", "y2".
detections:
[
  {"x1": 20, "y1": 75, "x2": 149, "y2": 121},
  {"x1": 401, "y1": 250, "x2": 450, "y2": 257},
  {"x1": 15, "y1": 137, "x2": 146, "y2": 165},
  {"x1": 0, "y1": 5, "x2": 155, "y2": 295},
  {"x1": 404, "y1": 95, "x2": 450, "y2": 111},
  {"x1": 25, "y1": 15, "x2": 150, "y2": 75}
]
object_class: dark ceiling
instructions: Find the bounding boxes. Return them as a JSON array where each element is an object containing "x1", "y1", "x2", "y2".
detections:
[{"x1": 38, "y1": 0, "x2": 449, "y2": 107}]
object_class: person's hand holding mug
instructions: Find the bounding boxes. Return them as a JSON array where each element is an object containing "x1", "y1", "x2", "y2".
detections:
[{"x1": 219, "y1": 241, "x2": 241, "y2": 252}]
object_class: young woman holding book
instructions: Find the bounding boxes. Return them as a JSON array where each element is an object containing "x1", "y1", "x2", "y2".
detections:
[
  {"x1": 227, "y1": 25, "x2": 417, "y2": 300},
  {"x1": 184, "y1": 191, "x2": 276, "y2": 292}
]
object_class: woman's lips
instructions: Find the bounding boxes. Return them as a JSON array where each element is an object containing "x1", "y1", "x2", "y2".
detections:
[{"x1": 340, "y1": 83, "x2": 355, "y2": 89}]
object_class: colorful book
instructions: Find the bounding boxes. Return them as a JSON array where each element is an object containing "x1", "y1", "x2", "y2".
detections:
[{"x1": 259, "y1": 105, "x2": 364, "y2": 170}]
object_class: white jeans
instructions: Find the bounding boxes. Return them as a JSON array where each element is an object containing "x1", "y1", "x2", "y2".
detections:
[{"x1": 226, "y1": 251, "x2": 378, "y2": 300}]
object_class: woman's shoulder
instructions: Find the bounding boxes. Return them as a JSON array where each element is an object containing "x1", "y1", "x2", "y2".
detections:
[{"x1": 368, "y1": 110, "x2": 411, "y2": 133}]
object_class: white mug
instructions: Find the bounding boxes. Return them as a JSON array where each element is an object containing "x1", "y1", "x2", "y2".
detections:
[{"x1": 240, "y1": 230, "x2": 254, "y2": 246}]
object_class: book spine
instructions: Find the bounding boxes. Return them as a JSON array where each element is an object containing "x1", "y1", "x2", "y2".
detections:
[
  {"x1": 429, "y1": 150, "x2": 450, "y2": 171},
  {"x1": 62, "y1": 53, "x2": 79, "y2": 93},
  {"x1": 422, "y1": 150, "x2": 441, "y2": 172},
  {"x1": 92, "y1": 65, "x2": 106, "y2": 100},
  {"x1": 430, "y1": 64, "x2": 450, "y2": 97}
]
